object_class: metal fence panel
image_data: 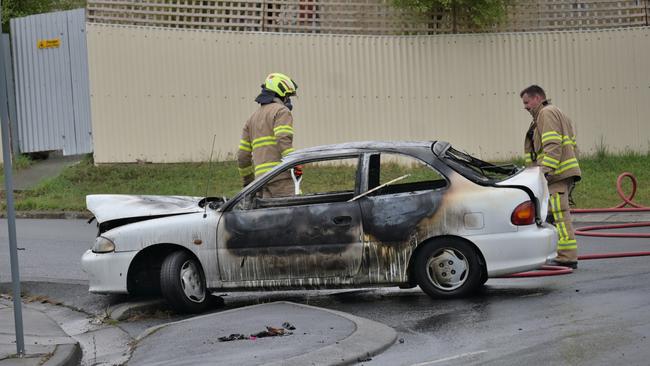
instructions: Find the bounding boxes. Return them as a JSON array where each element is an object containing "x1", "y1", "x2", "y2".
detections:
[
  {"x1": 10, "y1": 9, "x2": 92, "y2": 156},
  {"x1": 67, "y1": 11, "x2": 94, "y2": 155},
  {"x1": 86, "y1": 24, "x2": 650, "y2": 163}
]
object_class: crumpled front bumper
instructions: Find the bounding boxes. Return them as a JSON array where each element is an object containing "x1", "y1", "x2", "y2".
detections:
[{"x1": 81, "y1": 249, "x2": 137, "y2": 294}]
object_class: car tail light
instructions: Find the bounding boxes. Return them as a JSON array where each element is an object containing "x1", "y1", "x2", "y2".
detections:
[{"x1": 511, "y1": 200, "x2": 535, "y2": 225}]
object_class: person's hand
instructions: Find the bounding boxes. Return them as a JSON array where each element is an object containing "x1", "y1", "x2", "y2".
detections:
[{"x1": 293, "y1": 165, "x2": 303, "y2": 178}]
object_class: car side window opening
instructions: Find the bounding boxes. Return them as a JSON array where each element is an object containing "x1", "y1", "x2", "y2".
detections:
[
  {"x1": 368, "y1": 153, "x2": 447, "y2": 195},
  {"x1": 237, "y1": 156, "x2": 360, "y2": 210}
]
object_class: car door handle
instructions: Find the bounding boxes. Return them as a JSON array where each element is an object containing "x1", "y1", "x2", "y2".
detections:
[{"x1": 332, "y1": 216, "x2": 352, "y2": 226}]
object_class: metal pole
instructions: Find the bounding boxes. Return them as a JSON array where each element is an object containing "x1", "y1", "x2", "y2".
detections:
[{"x1": 0, "y1": 0, "x2": 26, "y2": 356}]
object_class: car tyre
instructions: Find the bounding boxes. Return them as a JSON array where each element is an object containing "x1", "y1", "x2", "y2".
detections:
[
  {"x1": 414, "y1": 238, "x2": 483, "y2": 299},
  {"x1": 160, "y1": 250, "x2": 213, "y2": 313}
]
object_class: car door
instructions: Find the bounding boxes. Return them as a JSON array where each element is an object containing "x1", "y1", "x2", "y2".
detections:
[
  {"x1": 216, "y1": 156, "x2": 364, "y2": 282},
  {"x1": 357, "y1": 153, "x2": 449, "y2": 278}
]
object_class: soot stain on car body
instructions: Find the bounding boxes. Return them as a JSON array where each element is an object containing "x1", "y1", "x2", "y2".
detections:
[
  {"x1": 222, "y1": 202, "x2": 360, "y2": 251},
  {"x1": 218, "y1": 189, "x2": 473, "y2": 286},
  {"x1": 360, "y1": 192, "x2": 443, "y2": 243}
]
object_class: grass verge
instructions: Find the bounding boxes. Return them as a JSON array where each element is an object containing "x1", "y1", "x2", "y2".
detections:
[
  {"x1": 0, "y1": 154, "x2": 35, "y2": 174},
  {"x1": 3, "y1": 152, "x2": 650, "y2": 211}
]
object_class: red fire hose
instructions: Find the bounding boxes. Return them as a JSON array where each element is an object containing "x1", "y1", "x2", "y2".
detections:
[{"x1": 505, "y1": 172, "x2": 650, "y2": 277}]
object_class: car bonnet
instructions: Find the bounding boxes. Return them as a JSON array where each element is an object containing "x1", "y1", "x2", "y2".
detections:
[{"x1": 86, "y1": 194, "x2": 204, "y2": 223}]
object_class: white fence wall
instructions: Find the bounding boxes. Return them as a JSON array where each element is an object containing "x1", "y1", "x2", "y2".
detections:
[{"x1": 87, "y1": 24, "x2": 650, "y2": 163}]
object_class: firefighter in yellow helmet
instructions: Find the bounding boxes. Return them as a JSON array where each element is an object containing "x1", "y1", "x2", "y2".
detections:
[
  {"x1": 237, "y1": 73, "x2": 298, "y2": 198},
  {"x1": 521, "y1": 85, "x2": 582, "y2": 269}
]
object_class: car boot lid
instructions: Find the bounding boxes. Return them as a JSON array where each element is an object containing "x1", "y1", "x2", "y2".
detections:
[
  {"x1": 496, "y1": 166, "x2": 550, "y2": 215},
  {"x1": 86, "y1": 194, "x2": 203, "y2": 223}
]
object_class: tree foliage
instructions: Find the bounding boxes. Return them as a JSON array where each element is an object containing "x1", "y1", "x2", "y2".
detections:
[
  {"x1": 392, "y1": 0, "x2": 509, "y2": 31},
  {"x1": 2, "y1": 0, "x2": 86, "y2": 32}
]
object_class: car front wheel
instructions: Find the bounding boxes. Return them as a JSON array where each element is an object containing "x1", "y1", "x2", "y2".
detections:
[
  {"x1": 414, "y1": 238, "x2": 483, "y2": 299},
  {"x1": 160, "y1": 250, "x2": 212, "y2": 313}
]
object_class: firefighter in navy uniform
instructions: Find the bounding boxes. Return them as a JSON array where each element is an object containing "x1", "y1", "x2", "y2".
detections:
[
  {"x1": 520, "y1": 85, "x2": 582, "y2": 269},
  {"x1": 237, "y1": 73, "x2": 298, "y2": 198}
]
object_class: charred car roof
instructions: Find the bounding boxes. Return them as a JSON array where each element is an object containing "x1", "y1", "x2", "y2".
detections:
[{"x1": 286, "y1": 140, "x2": 439, "y2": 160}]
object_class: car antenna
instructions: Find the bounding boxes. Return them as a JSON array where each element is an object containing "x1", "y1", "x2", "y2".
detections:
[{"x1": 203, "y1": 134, "x2": 217, "y2": 218}]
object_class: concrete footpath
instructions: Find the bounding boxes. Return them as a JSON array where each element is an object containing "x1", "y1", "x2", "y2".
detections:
[
  {"x1": 0, "y1": 298, "x2": 81, "y2": 366},
  {"x1": 0, "y1": 299, "x2": 396, "y2": 366},
  {"x1": 2, "y1": 153, "x2": 83, "y2": 192},
  {"x1": 131, "y1": 301, "x2": 396, "y2": 366}
]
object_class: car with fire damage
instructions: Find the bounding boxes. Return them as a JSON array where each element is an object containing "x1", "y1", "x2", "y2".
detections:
[{"x1": 82, "y1": 141, "x2": 557, "y2": 313}]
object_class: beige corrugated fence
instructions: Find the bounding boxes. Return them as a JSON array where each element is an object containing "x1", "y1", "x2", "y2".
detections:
[{"x1": 87, "y1": 24, "x2": 650, "y2": 163}]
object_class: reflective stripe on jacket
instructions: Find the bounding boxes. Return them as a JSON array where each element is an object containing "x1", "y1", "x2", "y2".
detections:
[
  {"x1": 237, "y1": 98, "x2": 294, "y2": 186},
  {"x1": 524, "y1": 101, "x2": 581, "y2": 184}
]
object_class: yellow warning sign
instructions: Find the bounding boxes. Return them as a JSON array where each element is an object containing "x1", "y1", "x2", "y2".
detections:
[{"x1": 37, "y1": 38, "x2": 61, "y2": 49}]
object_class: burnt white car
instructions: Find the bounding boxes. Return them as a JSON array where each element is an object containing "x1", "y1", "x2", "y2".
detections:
[{"x1": 82, "y1": 141, "x2": 556, "y2": 313}]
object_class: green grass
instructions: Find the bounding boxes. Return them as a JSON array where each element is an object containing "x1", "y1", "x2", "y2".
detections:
[
  {"x1": 3, "y1": 152, "x2": 650, "y2": 211},
  {"x1": 571, "y1": 151, "x2": 650, "y2": 209},
  {"x1": 0, "y1": 154, "x2": 35, "y2": 173},
  {"x1": 11, "y1": 155, "x2": 242, "y2": 211},
  {"x1": 0, "y1": 154, "x2": 36, "y2": 187}
]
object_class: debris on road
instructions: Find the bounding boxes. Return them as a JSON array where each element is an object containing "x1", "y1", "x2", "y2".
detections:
[
  {"x1": 218, "y1": 324, "x2": 296, "y2": 342},
  {"x1": 282, "y1": 321, "x2": 296, "y2": 330},
  {"x1": 357, "y1": 353, "x2": 372, "y2": 362},
  {"x1": 218, "y1": 334, "x2": 247, "y2": 342}
]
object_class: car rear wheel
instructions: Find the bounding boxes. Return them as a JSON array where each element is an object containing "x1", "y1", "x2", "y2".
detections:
[
  {"x1": 160, "y1": 250, "x2": 213, "y2": 313},
  {"x1": 414, "y1": 238, "x2": 483, "y2": 299}
]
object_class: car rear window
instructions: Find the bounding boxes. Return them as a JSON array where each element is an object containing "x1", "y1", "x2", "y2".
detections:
[{"x1": 438, "y1": 145, "x2": 521, "y2": 184}]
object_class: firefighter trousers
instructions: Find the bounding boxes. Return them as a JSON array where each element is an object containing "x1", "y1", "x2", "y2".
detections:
[
  {"x1": 261, "y1": 177, "x2": 294, "y2": 198},
  {"x1": 548, "y1": 179, "x2": 578, "y2": 262}
]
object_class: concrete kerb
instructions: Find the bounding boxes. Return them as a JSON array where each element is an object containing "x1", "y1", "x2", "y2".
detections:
[
  {"x1": 0, "y1": 298, "x2": 82, "y2": 366},
  {"x1": 279, "y1": 302, "x2": 397, "y2": 366},
  {"x1": 107, "y1": 299, "x2": 167, "y2": 321},
  {"x1": 0, "y1": 211, "x2": 92, "y2": 220},
  {"x1": 41, "y1": 344, "x2": 82, "y2": 366},
  {"x1": 571, "y1": 212, "x2": 650, "y2": 223},
  {"x1": 135, "y1": 301, "x2": 397, "y2": 365}
]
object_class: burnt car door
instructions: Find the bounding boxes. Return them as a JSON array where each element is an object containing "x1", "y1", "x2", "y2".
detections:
[
  {"x1": 356, "y1": 152, "x2": 449, "y2": 282},
  {"x1": 216, "y1": 156, "x2": 364, "y2": 282}
]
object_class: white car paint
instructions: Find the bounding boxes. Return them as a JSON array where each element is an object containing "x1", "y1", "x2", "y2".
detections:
[
  {"x1": 86, "y1": 194, "x2": 204, "y2": 223},
  {"x1": 80, "y1": 142, "x2": 558, "y2": 304},
  {"x1": 82, "y1": 209, "x2": 220, "y2": 293}
]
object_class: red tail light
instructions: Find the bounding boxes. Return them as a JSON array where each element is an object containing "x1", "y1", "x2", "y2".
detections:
[{"x1": 511, "y1": 200, "x2": 535, "y2": 225}]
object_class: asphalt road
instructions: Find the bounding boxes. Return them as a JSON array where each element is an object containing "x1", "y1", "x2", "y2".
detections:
[
  {"x1": 0, "y1": 219, "x2": 95, "y2": 283},
  {"x1": 1, "y1": 219, "x2": 650, "y2": 365}
]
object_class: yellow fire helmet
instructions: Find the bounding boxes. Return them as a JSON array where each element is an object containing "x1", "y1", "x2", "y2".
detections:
[{"x1": 264, "y1": 73, "x2": 298, "y2": 97}]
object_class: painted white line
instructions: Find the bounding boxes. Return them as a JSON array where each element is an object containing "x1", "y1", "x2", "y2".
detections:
[{"x1": 410, "y1": 350, "x2": 488, "y2": 366}]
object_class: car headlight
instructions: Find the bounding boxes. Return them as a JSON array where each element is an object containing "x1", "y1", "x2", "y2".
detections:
[{"x1": 92, "y1": 236, "x2": 115, "y2": 253}]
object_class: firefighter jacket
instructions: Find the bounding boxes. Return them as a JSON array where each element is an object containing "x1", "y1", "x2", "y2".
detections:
[
  {"x1": 524, "y1": 100, "x2": 582, "y2": 184},
  {"x1": 237, "y1": 98, "x2": 295, "y2": 186}
]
